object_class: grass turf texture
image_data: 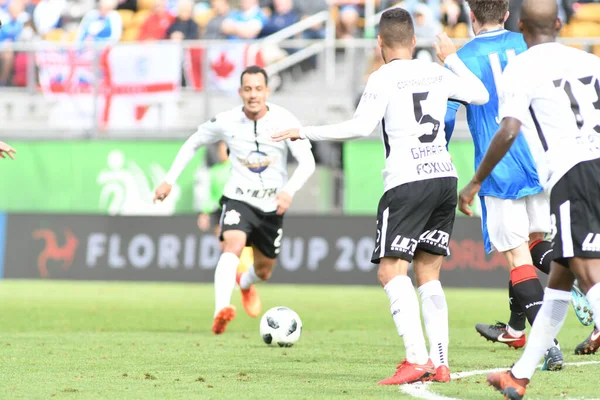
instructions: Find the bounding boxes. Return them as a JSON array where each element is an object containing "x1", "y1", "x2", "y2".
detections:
[{"x1": 1, "y1": 281, "x2": 599, "y2": 399}]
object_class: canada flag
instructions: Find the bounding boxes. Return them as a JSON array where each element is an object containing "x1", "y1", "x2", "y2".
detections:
[{"x1": 184, "y1": 43, "x2": 264, "y2": 93}]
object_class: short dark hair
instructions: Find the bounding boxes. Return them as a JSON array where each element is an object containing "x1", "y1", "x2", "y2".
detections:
[
  {"x1": 240, "y1": 66, "x2": 269, "y2": 87},
  {"x1": 467, "y1": 0, "x2": 508, "y2": 25},
  {"x1": 378, "y1": 8, "x2": 414, "y2": 48}
]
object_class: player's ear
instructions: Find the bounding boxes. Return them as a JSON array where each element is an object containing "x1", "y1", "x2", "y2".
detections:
[
  {"x1": 555, "y1": 17, "x2": 562, "y2": 33},
  {"x1": 412, "y1": 35, "x2": 416, "y2": 47},
  {"x1": 238, "y1": 87, "x2": 243, "y2": 98},
  {"x1": 503, "y1": 11, "x2": 509, "y2": 23},
  {"x1": 377, "y1": 34, "x2": 383, "y2": 48},
  {"x1": 470, "y1": 10, "x2": 476, "y2": 26},
  {"x1": 518, "y1": 20, "x2": 524, "y2": 33}
]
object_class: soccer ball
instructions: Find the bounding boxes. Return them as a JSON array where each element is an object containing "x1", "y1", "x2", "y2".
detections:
[{"x1": 259, "y1": 306, "x2": 302, "y2": 347}]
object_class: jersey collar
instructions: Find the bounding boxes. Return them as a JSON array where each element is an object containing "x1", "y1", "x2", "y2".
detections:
[{"x1": 476, "y1": 28, "x2": 507, "y2": 38}]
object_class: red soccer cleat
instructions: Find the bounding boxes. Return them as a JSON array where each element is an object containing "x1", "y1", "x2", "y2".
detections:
[
  {"x1": 236, "y1": 272, "x2": 262, "y2": 318},
  {"x1": 432, "y1": 365, "x2": 451, "y2": 383},
  {"x1": 487, "y1": 371, "x2": 528, "y2": 400},
  {"x1": 378, "y1": 359, "x2": 436, "y2": 385},
  {"x1": 212, "y1": 305, "x2": 236, "y2": 335}
]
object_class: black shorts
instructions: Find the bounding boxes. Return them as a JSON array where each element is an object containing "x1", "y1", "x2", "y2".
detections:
[
  {"x1": 219, "y1": 196, "x2": 283, "y2": 259},
  {"x1": 372, "y1": 177, "x2": 458, "y2": 264},
  {"x1": 550, "y1": 158, "x2": 600, "y2": 267}
]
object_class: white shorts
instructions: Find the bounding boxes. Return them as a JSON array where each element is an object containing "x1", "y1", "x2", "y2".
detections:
[{"x1": 481, "y1": 192, "x2": 551, "y2": 253}]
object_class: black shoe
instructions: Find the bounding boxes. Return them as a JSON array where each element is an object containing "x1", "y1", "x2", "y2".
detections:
[
  {"x1": 475, "y1": 322, "x2": 526, "y2": 349},
  {"x1": 574, "y1": 328, "x2": 600, "y2": 355}
]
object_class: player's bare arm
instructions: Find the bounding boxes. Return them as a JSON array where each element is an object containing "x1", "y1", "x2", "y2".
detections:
[
  {"x1": 458, "y1": 117, "x2": 522, "y2": 216},
  {"x1": 271, "y1": 128, "x2": 300, "y2": 143},
  {"x1": 0, "y1": 141, "x2": 16, "y2": 159}
]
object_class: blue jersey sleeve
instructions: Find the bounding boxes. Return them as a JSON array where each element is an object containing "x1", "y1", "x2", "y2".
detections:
[{"x1": 444, "y1": 101, "x2": 460, "y2": 147}]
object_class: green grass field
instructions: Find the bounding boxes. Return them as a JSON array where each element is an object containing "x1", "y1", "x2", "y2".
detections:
[{"x1": 1, "y1": 280, "x2": 599, "y2": 399}]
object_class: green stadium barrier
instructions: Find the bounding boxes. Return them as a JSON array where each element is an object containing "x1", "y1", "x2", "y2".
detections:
[
  {"x1": 0, "y1": 141, "x2": 205, "y2": 214},
  {"x1": 343, "y1": 139, "x2": 477, "y2": 215}
]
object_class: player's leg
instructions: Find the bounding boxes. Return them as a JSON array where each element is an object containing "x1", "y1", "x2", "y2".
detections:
[
  {"x1": 373, "y1": 184, "x2": 437, "y2": 386},
  {"x1": 413, "y1": 177, "x2": 456, "y2": 383},
  {"x1": 236, "y1": 210, "x2": 283, "y2": 318},
  {"x1": 488, "y1": 261, "x2": 574, "y2": 399},
  {"x1": 476, "y1": 196, "x2": 545, "y2": 349},
  {"x1": 212, "y1": 199, "x2": 255, "y2": 334},
  {"x1": 488, "y1": 160, "x2": 600, "y2": 397}
]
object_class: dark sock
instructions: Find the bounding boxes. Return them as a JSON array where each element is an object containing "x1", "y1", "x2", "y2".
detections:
[
  {"x1": 510, "y1": 265, "x2": 545, "y2": 326},
  {"x1": 529, "y1": 239, "x2": 553, "y2": 275},
  {"x1": 508, "y1": 280, "x2": 526, "y2": 331}
]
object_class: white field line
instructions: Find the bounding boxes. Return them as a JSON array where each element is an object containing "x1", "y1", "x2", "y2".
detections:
[{"x1": 399, "y1": 360, "x2": 600, "y2": 400}]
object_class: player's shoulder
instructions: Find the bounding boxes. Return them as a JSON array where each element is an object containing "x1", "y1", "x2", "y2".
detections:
[{"x1": 266, "y1": 102, "x2": 299, "y2": 120}]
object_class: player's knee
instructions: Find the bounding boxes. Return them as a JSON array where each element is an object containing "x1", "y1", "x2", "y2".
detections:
[
  {"x1": 377, "y1": 258, "x2": 409, "y2": 286},
  {"x1": 254, "y1": 262, "x2": 274, "y2": 281},
  {"x1": 222, "y1": 241, "x2": 245, "y2": 257}
]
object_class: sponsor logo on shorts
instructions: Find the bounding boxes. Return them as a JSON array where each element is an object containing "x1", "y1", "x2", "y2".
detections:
[
  {"x1": 583, "y1": 233, "x2": 600, "y2": 252},
  {"x1": 223, "y1": 210, "x2": 242, "y2": 226},
  {"x1": 416, "y1": 161, "x2": 454, "y2": 175},
  {"x1": 235, "y1": 187, "x2": 277, "y2": 199},
  {"x1": 391, "y1": 235, "x2": 418, "y2": 254},
  {"x1": 419, "y1": 230, "x2": 450, "y2": 248}
]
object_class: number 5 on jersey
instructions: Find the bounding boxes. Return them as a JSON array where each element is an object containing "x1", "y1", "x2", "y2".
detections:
[{"x1": 413, "y1": 92, "x2": 441, "y2": 143}]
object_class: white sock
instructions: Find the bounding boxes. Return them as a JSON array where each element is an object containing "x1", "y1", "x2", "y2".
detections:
[
  {"x1": 214, "y1": 252, "x2": 239, "y2": 317},
  {"x1": 507, "y1": 325, "x2": 525, "y2": 338},
  {"x1": 384, "y1": 275, "x2": 429, "y2": 365},
  {"x1": 511, "y1": 288, "x2": 570, "y2": 380},
  {"x1": 418, "y1": 280, "x2": 449, "y2": 368},
  {"x1": 586, "y1": 283, "x2": 600, "y2": 332},
  {"x1": 240, "y1": 264, "x2": 261, "y2": 290}
]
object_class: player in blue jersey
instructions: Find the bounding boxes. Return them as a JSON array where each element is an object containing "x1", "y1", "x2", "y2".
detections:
[
  {"x1": 445, "y1": 0, "x2": 597, "y2": 359},
  {"x1": 443, "y1": 0, "x2": 571, "y2": 369}
]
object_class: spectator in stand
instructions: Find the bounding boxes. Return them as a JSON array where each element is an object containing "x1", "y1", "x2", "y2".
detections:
[
  {"x1": 330, "y1": 0, "x2": 363, "y2": 39},
  {"x1": 33, "y1": 0, "x2": 66, "y2": 37},
  {"x1": 166, "y1": 0, "x2": 199, "y2": 40},
  {"x1": 295, "y1": 0, "x2": 327, "y2": 39},
  {"x1": 413, "y1": 3, "x2": 442, "y2": 61},
  {"x1": 138, "y1": 0, "x2": 174, "y2": 40},
  {"x1": 402, "y1": 0, "x2": 442, "y2": 22},
  {"x1": 221, "y1": 0, "x2": 266, "y2": 40},
  {"x1": 116, "y1": 0, "x2": 137, "y2": 12},
  {"x1": 441, "y1": 0, "x2": 469, "y2": 29},
  {"x1": 74, "y1": 0, "x2": 123, "y2": 44},
  {"x1": 0, "y1": 0, "x2": 24, "y2": 86},
  {"x1": 259, "y1": 0, "x2": 298, "y2": 36},
  {"x1": 204, "y1": 0, "x2": 230, "y2": 39}
]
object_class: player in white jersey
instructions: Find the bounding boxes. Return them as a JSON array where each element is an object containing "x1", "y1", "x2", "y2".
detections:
[
  {"x1": 273, "y1": 8, "x2": 489, "y2": 385},
  {"x1": 154, "y1": 66, "x2": 316, "y2": 335},
  {"x1": 0, "y1": 141, "x2": 16, "y2": 159},
  {"x1": 457, "y1": 0, "x2": 600, "y2": 397}
]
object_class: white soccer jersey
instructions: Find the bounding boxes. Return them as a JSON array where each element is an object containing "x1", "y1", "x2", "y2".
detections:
[
  {"x1": 165, "y1": 103, "x2": 316, "y2": 213},
  {"x1": 299, "y1": 54, "x2": 489, "y2": 192},
  {"x1": 499, "y1": 42, "x2": 600, "y2": 191}
]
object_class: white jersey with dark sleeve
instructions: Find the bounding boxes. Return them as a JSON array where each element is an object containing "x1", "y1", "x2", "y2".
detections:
[
  {"x1": 165, "y1": 102, "x2": 316, "y2": 213},
  {"x1": 498, "y1": 42, "x2": 600, "y2": 191},
  {"x1": 299, "y1": 54, "x2": 489, "y2": 192}
]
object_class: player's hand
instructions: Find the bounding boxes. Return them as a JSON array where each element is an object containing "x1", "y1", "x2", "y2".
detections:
[
  {"x1": 154, "y1": 182, "x2": 172, "y2": 204},
  {"x1": 458, "y1": 179, "x2": 481, "y2": 217},
  {"x1": 0, "y1": 141, "x2": 16, "y2": 160},
  {"x1": 197, "y1": 213, "x2": 210, "y2": 232},
  {"x1": 272, "y1": 128, "x2": 301, "y2": 142},
  {"x1": 275, "y1": 191, "x2": 292, "y2": 215},
  {"x1": 433, "y1": 32, "x2": 456, "y2": 64}
]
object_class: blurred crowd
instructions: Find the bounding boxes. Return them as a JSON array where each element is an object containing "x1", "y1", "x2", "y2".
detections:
[{"x1": 0, "y1": 0, "x2": 597, "y2": 86}]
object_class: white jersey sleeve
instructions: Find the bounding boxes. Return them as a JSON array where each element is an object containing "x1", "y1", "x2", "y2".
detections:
[
  {"x1": 299, "y1": 69, "x2": 390, "y2": 141},
  {"x1": 443, "y1": 53, "x2": 490, "y2": 105},
  {"x1": 497, "y1": 61, "x2": 531, "y2": 124},
  {"x1": 279, "y1": 112, "x2": 316, "y2": 197},
  {"x1": 164, "y1": 115, "x2": 224, "y2": 185}
]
